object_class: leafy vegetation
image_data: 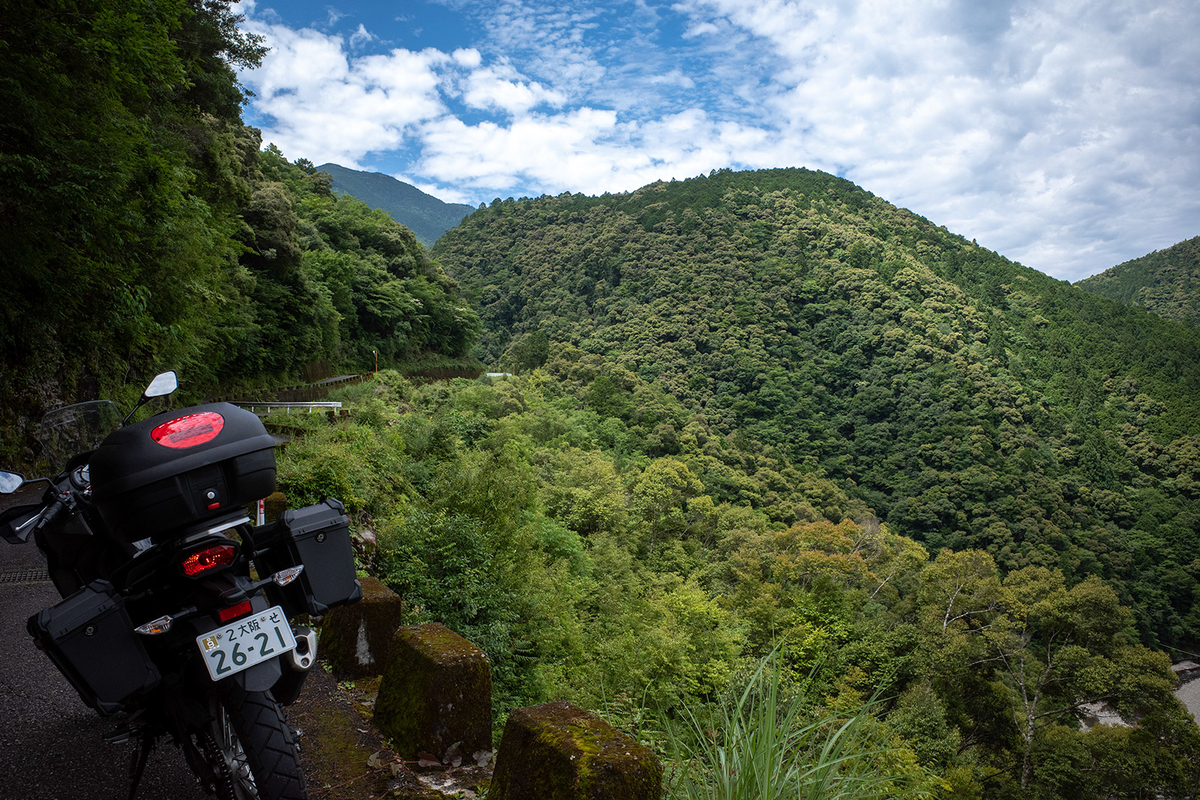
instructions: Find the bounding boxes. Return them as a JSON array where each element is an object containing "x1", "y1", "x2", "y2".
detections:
[
  {"x1": 273, "y1": 372, "x2": 1200, "y2": 799},
  {"x1": 1076, "y1": 236, "x2": 1200, "y2": 325},
  {"x1": 5, "y1": 5, "x2": 1199, "y2": 796},
  {"x1": 671, "y1": 649, "x2": 925, "y2": 800}
]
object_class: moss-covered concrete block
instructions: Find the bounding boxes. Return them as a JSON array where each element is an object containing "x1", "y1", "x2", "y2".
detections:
[
  {"x1": 488, "y1": 701, "x2": 663, "y2": 800},
  {"x1": 373, "y1": 623, "x2": 492, "y2": 763},
  {"x1": 263, "y1": 491, "x2": 288, "y2": 522},
  {"x1": 319, "y1": 576, "x2": 405, "y2": 679}
]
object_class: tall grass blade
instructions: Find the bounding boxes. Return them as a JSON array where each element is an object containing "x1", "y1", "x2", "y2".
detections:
[{"x1": 669, "y1": 647, "x2": 927, "y2": 800}]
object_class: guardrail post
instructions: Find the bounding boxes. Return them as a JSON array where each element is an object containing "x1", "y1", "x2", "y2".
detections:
[
  {"x1": 372, "y1": 623, "x2": 492, "y2": 765},
  {"x1": 488, "y1": 701, "x2": 663, "y2": 800},
  {"x1": 318, "y1": 576, "x2": 406, "y2": 679}
]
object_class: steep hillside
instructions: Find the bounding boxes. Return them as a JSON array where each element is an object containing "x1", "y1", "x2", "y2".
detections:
[
  {"x1": 0, "y1": 2, "x2": 479, "y2": 463},
  {"x1": 433, "y1": 168, "x2": 1200, "y2": 648},
  {"x1": 317, "y1": 163, "x2": 477, "y2": 245},
  {"x1": 1077, "y1": 236, "x2": 1200, "y2": 324}
]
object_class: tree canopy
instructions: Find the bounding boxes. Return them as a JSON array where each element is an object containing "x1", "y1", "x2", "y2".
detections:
[
  {"x1": 434, "y1": 170, "x2": 1200, "y2": 653},
  {"x1": 1077, "y1": 236, "x2": 1200, "y2": 325},
  {"x1": 271, "y1": 369, "x2": 1200, "y2": 799}
]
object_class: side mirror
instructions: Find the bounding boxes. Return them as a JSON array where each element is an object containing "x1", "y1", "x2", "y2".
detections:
[
  {"x1": 145, "y1": 371, "x2": 178, "y2": 398},
  {"x1": 0, "y1": 472, "x2": 24, "y2": 494},
  {"x1": 122, "y1": 370, "x2": 179, "y2": 426}
]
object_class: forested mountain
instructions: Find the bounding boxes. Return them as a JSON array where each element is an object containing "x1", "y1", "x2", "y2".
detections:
[
  {"x1": 316, "y1": 163, "x2": 477, "y2": 246},
  {"x1": 0, "y1": 0, "x2": 478, "y2": 463},
  {"x1": 433, "y1": 169, "x2": 1200, "y2": 653},
  {"x1": 1077, "y1": 236, "x2": 1200, "y2": 325}
]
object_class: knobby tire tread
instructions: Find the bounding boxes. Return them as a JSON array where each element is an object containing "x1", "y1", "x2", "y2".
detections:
[{"x1": 222, "y1": 683, "x2": 307, "y2": 800}]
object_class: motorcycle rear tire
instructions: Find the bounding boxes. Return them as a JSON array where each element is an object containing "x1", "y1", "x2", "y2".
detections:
[{"x1": 213, "y1": 683, "x2": 308, "y2": 800}]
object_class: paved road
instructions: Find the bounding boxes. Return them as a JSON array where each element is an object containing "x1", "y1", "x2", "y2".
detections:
[
  {"x1": 1179, "y1": 675, "x2": 1200, "y2": 725},
  {"x1": 0, "y1": 540, "x2": 208, "y2": 800}
]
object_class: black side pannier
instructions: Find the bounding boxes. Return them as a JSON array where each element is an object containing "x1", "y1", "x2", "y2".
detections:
[
  {"x1": 27, "y1": 580, "x2": 161, "y2": 715},
  {"x1": 254, "y1": 498, "x2": 362, "y2": 617}
]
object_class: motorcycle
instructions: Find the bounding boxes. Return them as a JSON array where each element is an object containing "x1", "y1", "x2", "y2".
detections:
[{"x1": 0, "y1": 372, "x2": 361, "y2": 800}]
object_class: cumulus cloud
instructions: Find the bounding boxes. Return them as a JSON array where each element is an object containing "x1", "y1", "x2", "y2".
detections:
[
  {"x1": 238, "y1": 0, "x2": 1200, "y2": 280},
  {"x1": 672, "y1": 0, "x2": 1200, "y2": 278},
  {"x1": 238, "y1": 22, "x2": 449, "y2": 166},
  {"x1": 460, "y1": 63, "x2": 567, "y2": 115},
  {"x1": 348, "y1": 23, "x2": 375, "y2": 48},
  {"x1": 418, "y1": 109, "x2": 626, "y2": 192},
  {"x1": 411, "y1": 106, "x2": 785, "y2": 197}
]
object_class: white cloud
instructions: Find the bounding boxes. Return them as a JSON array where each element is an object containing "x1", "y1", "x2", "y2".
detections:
[
  {"x1": 348, "y1": 23, "x2": 375, "y2": 48},
  {"x1": 417, "y1": 109, "x2": 627, "y2": 192},
  {"x1": 452, "y1": 48, "x2": 483, "y2": 69},
  {"x1": 397, "y1": 176, "x2": 477, "y2": 206},
  {"x1": 479, "y1": 0, "x2": 609, "y2": 95},
  {"x1": 647, "y1": 69, "x2": 696, "y2": 89},
  {"x1": 671, "y1": 0, "x2": 1200, "y2": 279},
  {"x1": 239, "y1": 22, "x2": 450, "y2": 166},
  {"x1": 682, "y1": 21, "x2": 719, "y2": 38},
  {"x1": 412, "y1": 106, "x2": 791, "y2": 200},
  {"x1": 460, "y1": 64, "x2": 567, "y2": 115}
]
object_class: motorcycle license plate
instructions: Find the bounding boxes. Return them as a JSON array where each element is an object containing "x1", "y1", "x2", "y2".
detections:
[{"x1": 195, "y1": 606, "x2": 296, "y2": 681}]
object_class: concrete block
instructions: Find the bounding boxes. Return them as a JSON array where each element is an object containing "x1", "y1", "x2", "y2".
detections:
[
  {"x1": 488, "y1": 701, "x2": 662, "y2": 800},
  {"x1": 373, "y1": 623, "x2": 492, "y2": 763},
  {"x1": 319, "y1": 575, "x2": 405, "y2": 679},
  {"x1": 263, "y1": 491, "x2": 288, "y2": 523}
]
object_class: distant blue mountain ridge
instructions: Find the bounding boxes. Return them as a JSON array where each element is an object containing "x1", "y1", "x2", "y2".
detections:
[{"x1": 316, "y1": 163, "x2": 477, "y2": 246}]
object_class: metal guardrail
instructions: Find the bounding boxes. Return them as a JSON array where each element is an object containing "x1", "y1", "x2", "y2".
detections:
[
  {"x1": 230, "y1": 401, "x2": 343, "y2": 414},
  {"x1": 310, "y1": 374, "x2": 361, "y2": 386},
  {"x1": 207, "y1": 374, "x2": 369, "y2": 405}
]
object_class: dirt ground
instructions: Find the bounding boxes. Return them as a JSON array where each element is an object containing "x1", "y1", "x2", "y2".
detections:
[{"x1": 290, "y1": 666, "x2": 491, "y2": 800}]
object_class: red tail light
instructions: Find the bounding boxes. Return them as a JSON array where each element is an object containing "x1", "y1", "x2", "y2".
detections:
[
  {"x1": 218, "y1": 600, "x2": 253, "y2": 623},
  {"x1": 181, "y1": 543, "x2": 237, "y2": 577}
]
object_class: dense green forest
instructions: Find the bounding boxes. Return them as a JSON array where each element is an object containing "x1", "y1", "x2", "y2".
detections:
[
  {"x1": 0, "y1": 0, "x2": 479, "y2": 463},
  {"x1": 432, "y1": 173, "x2": 1200, "y2": 656},
  {"x1": 1077, "y1": 237, "x2": 1200, "y2": 325},
  {"x1": 273, "y1": 371, "x2": 1200, "y2": 798}
]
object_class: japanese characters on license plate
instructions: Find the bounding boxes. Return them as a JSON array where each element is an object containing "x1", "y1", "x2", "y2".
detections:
[{"x1": 196, "y1": 606, "x2": 296, "y2": 681}]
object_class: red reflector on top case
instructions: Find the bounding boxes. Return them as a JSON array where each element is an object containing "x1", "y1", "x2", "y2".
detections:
[{"x1": 151, "y1": 412, "x2": 224, "y2": 449}]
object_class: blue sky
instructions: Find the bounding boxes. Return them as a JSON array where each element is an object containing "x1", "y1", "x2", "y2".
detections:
[{"x1": 234, "y1": 0, "x2": 1200, "y2": 282}]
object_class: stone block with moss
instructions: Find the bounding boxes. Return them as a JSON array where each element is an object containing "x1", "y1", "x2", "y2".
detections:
[
  {"x1": 488, "y1": 701, "x2": 663, "y2": 800},
  {"x1": 373, "y1": 623, "x2": 492, "y2": 763},
  {"x1": 262, "y1": 491, "x2": 288, "y2": 522},
  {"x1": 319, "y1": 575, "x2": 406, "y2": 679}
]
